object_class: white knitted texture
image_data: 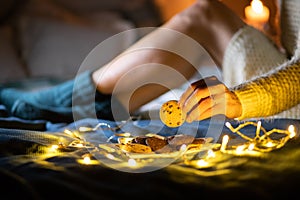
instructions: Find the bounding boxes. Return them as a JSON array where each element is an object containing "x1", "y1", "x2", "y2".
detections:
[
  {"x1": 223, "y1": 26, "x2": 287, "y2": 87},
  {"x1": 223, "y1": 25, "x2": 300, "y2": 119},
  {"x1": 280, "y1": 0, "x2": 300, "y2": 56}
]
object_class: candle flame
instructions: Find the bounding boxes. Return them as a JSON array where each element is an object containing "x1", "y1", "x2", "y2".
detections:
[{"x1": 251, "y1": 0, "x2": 264, "y2": 14}]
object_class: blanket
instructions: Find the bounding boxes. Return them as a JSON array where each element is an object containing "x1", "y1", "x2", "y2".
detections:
[{"x1": 0, "y1": 117, "x2": 299, "y2": 200}]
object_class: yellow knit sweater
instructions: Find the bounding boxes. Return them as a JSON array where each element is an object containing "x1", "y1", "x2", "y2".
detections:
[
  {"x1": 223, "y1": 0, "x2": 300, "y2": 120},
  {"x1": 233, "y1": 58, "x2": 300, "y2": 120}
]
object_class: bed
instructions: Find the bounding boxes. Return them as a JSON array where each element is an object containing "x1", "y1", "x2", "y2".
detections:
[
  {"x1": 0, "y1": 110, "x2": 299, "y2": 200},
  {"x1": 1, "y1": 1, "x2": 300, "y2": 199}
]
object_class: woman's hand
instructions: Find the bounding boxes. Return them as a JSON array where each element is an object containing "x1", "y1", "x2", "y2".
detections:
[{"x1": 178, "y1": 76, "x2": 242, "y2": 122}]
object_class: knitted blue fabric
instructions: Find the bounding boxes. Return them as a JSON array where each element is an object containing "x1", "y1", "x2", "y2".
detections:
[{"x1": 0, "y1": 70, "x2": 127, "y2": 123}]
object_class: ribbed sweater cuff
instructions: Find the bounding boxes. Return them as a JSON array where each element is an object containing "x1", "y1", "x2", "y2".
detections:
[
  {"x1": 72, "y1": 70, "x2": 97, "y2": 104},
  {"x1": 233, "y1": 82, "x2": 272, "y2": 120}
]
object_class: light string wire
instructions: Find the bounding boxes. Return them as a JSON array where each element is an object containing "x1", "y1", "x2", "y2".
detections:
[{"x1": 46, "y1": 119, "x2": 297, "y2": 167}]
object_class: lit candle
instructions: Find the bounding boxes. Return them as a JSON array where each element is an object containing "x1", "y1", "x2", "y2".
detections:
[{"x1": 245, "y1": 0, "x2": 270, "y2": 29}]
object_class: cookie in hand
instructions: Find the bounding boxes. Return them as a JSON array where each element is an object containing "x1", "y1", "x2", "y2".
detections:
[{"x1": 159, "y1": 100, "x2": 186, "y2": 127}]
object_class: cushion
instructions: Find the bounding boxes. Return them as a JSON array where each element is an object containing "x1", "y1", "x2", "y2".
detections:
[{"x1": 18, "y1": 1, "x2": 136, "y2": 79}]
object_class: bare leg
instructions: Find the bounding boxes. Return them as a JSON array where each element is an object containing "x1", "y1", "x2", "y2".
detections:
[{"x1": 92, "y1": 0, "x2": 245, "y2": 114}]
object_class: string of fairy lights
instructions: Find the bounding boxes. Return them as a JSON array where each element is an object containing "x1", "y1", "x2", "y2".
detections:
[{"x1": 45, "y1": 120, "x2": 297, "y2": 169}]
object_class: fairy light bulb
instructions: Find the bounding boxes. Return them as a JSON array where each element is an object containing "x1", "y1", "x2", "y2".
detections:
[
  {"x1": 221, "y1": 135, "x2": 229, "y2": 152},
  {"x1": 288, "y1": 125, "x2": 296, "y2": 138},
  {"x1": 236, "y1": 145, "x2": 246, "y2": 154},
  {"x1": 196, "y1": 159, "x2": 209, "y2": 167},
  {"x1": 51, "y1": 145, "x2": 59, "y2": 151},
  {"x1": 106, "y1": 153, "x2": 115, "y2": 160},
  {"x1": 248, "y1": 143, "x2": 255, "y2": 151},
  {"x1": 207, "y1": 149, "x2": 215, "y2": 158},
  {"x1": 128, "y1": 158, "x2": 137, "y2": 167},
  {"x1": 83, "y1": 156, "x2": 91, "y2": 164}
]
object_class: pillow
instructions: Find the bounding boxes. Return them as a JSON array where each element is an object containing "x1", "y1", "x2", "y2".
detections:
[{"x1": 18, "y1": 1, "x2": 136, "y2": 79}]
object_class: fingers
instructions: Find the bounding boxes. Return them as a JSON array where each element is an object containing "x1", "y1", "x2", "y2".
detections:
[
  {"x1": 182, "y1": 84, "x2": 226, "y2": 114},
  {"x1": 179, "y1": 76, "x2": 225, "y2": 114},
  {"x1": 185, "y1": 93, "x2": 226, "y2": 122},
  {"x1": 179, "y1": 76, "x2": 220, "y2": 106},
  {"x1": 178, "y1": 76, "x2": 242, "y2": 122}
]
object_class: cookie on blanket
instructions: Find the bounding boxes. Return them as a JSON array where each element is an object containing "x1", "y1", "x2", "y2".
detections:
[
  {"x1": 117, "y1": 143, "x2": 152, "y2": 153},
  {"x1": 146, "y1": 137, "x2": 168, "y2": 151},
  {"x1": 159, "y1": 100, "x2": 186, "y2": 127}
]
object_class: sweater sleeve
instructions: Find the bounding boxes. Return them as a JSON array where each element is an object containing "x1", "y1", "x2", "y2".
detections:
[{"x1": 233, "y1": 59, "x2": 300, "y2": 120}]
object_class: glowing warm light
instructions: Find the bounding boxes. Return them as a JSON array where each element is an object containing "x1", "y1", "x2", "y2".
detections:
[
  {"x1": 128, "y1": 158, "x2": 137, "y2": 167},
  {"x1": 248, "y1": 143, "x2": 255, "y2": 151},
  {"x1": 75, "y1": 143, "x2": 84, "y2": 148},
  {"x1": 64, "y1": 120, "x2": 297, "y2": 172},
  {"x1": 236, "y1": 145, "x2": 246, "y2": 154},
  {"x1": 265, "y1": 141, "x2": 275, "y2": 147},
  {"x1": 48, "y1": 144, "x2": 60, "y2": 153},
  {"x1": 64, "y1": 129, "x2": 81, "y2": 139},
  {"x1": 76, "y1": 153, "x2": 100, "y2": 165},
  {"x1": 225, "y1": 122, "x2": 232, "y2": 129},
  {"x1": 206, "y1": 150, "x2": 216, "y2": 159},
  {"x1": 83, "y1": 156, "x2": 91, "y2": 164},
  {"x1": 78, "y1": 127, "x2": 93, "y2": 132},
  {"x1": 77, "y1": 157, "x2": 100, "y2": 165},
  {"x1": 106, "y1": 153, "x2": 115, "y2": 160},
  {"x1": 288, "y1": 125, "x2": 296, "y2": 138},
  {"x1": 196, "y1": 159, "x2": 209, "y2": 167},
  {"x1": 256, "y1": 121, "x2": 261, "y2": 137},
  {"x1": 186, "y1": 158, "x2": 213, "y2": 169},
  {"x1": 252, "y1": 0, "x2": 264, "y2": 13},
  {"x1": 223, "y1": 121, "x2": 295, "y2": 154},
  {"x1": 64, "y1": 129, "x2": 73, "y2": 136},
  {"x1": 221, "y1": 135, "x2": 229, "y2": 152},
  {"x1": 51, "y1": 145, "x2": 59, "y2": 151},
  {"x1": 180, "y1": 144, "x2": 187, "y2": 151},
  {"x1": 244, "y1": 0, "x2": 270, "y2": 29}
]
